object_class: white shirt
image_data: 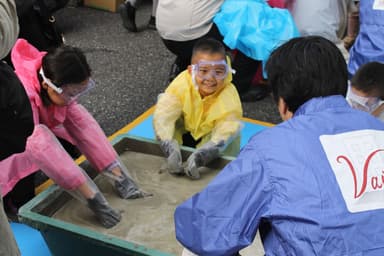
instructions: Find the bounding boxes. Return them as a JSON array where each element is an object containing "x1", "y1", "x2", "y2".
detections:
[
  {"x1": 156, "y1": 0, "x2": 224, "y2": 41},
  {"x1": 289, "y1": 0, "x2": 352, "y2": 43},
  {"x1": 0, "y1": 0, "x2": 18, "y2": 58}
]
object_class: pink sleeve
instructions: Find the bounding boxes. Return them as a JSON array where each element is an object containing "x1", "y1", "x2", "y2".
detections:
[
  {"x1": 63, "y1": 103, "x2": 117, "y2": 172},
  {"x1": 25, "y1": 124, "x2": 86, "y2": 190}
]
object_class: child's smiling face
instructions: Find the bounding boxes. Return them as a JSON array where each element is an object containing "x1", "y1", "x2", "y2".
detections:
[{"x1": 189, "y1": 52, "x2": 227, "y2": 98}]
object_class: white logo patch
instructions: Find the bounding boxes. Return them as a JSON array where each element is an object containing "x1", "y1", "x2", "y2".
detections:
[
  {"x1": 373, "y1": 0, "x2": 384, "y2": 10},
  {"x1": 320, "y1": 130, "x2": 384, "y2": 213}
]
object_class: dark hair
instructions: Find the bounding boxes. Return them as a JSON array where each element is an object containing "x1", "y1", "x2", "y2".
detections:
[
  {"x1": 265, "y1": 36, "x2": 348, "y2": 113},
  {"x1": 39, "y1": 45, "x2": 91, "y2": 105},
  {"x1": 41, "y1": 45, "x2": 91, "y2": 86},
  {"x1": 350, "y1": 62, "x2": 384, "y2": 96},
  {"x1": 192, "y1": 38, "x2": 226, "y2": 60}
]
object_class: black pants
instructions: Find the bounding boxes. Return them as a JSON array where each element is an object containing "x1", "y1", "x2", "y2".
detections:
[
  {"x1": 182, "y1": 132, "x2": 201, "y2": 148},
  {"x1": 161, "y1": 23, "x2": 260, "y2": 94}
]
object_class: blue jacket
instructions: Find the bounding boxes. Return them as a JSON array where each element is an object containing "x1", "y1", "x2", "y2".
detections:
[
  {"x1": 348, "y1": 0, "x2": 384, "y2": 76},
  {"x1": 175, "y1": 95, "x2": 384, "y2": 255}
]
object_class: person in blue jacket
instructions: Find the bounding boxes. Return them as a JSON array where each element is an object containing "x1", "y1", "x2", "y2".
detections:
[
  {"x1": 174, "y1": 35, "x2": 384, "y2": 256},
  {"x1": 348, "y1": 0, "x2": 384, "y2": 77}
]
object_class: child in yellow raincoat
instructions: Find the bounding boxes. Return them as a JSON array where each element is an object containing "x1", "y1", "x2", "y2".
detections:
[{"x1": 153, "y1": 38, "x2": 243, "y2": 179}]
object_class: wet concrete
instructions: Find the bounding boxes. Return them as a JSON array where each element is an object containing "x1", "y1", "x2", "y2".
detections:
[
  {"x1": 53, "y1": 151, "x2": 264, "y2": 255},
  {"x1": 50, "y1": 3, "x2": 278, "y2": 255}
]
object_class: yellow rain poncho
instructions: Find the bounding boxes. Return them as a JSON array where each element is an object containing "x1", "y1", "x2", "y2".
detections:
[{"x1": 153, "y1": 67, "x2": 243, "y2": 156}]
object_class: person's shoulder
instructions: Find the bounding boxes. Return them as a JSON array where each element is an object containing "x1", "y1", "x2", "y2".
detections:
[
  {"x1": 217, "y1": 83, "x2": 241, "y2": 100},
  {"x1": 215, "y1": 83, "x2": 243, "y2": 111},
  {"x1": 165, "y1": 70, "x2": 192, "y2": 94}
]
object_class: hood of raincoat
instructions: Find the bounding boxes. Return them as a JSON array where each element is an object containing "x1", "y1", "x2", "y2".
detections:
[{"x1": 11, "y1": 39, "x2": 46, "y2": 112}]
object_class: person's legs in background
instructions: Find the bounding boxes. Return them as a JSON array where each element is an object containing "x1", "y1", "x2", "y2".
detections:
[
  {"x1": 119, "y1": 0, "x2": 158, "y2": 32},
  {"x1": 161, "y1": 38, "x2": 197, "y2": 83},
  {"x1": 119, "y1": 0, "x2": 139, "y2": 32},
  {"x1": 148, "y1": 0, "x2": 158, "y2": 30},
  {"x1": 232, "y1": 51, "x2": 269, "y2": 102},
  {"x1": 343, "y1": 0, "x2": 359, "y2": 50}
]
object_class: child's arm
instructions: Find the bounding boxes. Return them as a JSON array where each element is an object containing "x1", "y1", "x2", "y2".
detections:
[
  {"x1": 184, "y1": 141, "x2": 224, "y2": 179},
  {"x1": 210, "y1": 114, "x2": 243, "y2": 149},
  {"x1": 184, "y1": 114, "x2": 242, "y2": 179},
  {"x1": 153, "y1": 92, "x2": 184, "y2": 174},
  {"x1": 153, "y1": 93, "x2": 182, "y2": 141}
]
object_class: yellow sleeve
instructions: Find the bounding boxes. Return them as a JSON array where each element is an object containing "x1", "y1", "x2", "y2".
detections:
[
  {"x1": 153, "y1": 71, "x2": 192, "y2": 141},
  {"x1": 210, "y1": 84, "x2": 243, "y2": 145},
  {"x1": 211, "y1": 113, "x2": 243, "y2": 145},
  {"x1": 153, "y1": 92, "x2": 183, "y2": 141}
]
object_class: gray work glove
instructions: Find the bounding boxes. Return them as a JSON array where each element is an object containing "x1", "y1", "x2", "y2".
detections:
[
  {"x1": 160, "y1": 139, "x2": 184, "y2": 174},
  {"x1": 115, "y1": 171, "x2": 150, "y2": 199},
  {"x1": 185, "y1": 141, "x2": 223, "y2": 179},
  {"x1": 87, "y1": 192, "x2": 121, "y2": 228}
]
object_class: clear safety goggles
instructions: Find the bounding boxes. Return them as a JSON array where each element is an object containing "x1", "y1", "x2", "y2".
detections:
[
  {"x1": 346, "y1": 85, "x2": 381, "y2": 113},
  {"x1": 39, "y1": 68, "x2": 95, "y2": 102},
  {"x1": 191, "y1": 60, "x2": 230, "y2": 80}
]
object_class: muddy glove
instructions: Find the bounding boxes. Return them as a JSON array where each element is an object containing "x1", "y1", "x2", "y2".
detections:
[
  {"x1": 115, "y1": 171, "x2": 148, "y2": 199},
  {"x1": 160, "y1": 139, "x2": 184, "y2": 174},
  {"x1": 103, "y1": 159, "x2": 150, "y2": 199},
  {"x1": 185, "y1": 141, "x2": 223, "y2": 179},
  {"x1": 87, "y1": 192, "x2": 121, "y2": 228}
]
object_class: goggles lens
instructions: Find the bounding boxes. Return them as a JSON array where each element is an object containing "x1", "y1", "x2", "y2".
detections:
[
  {"x1": 192, "y1": 60, "x2": 229, "y2": 80},
  {"x1": 346, "y1": 85, "x2": 381, "y2": 113},
  {"x1": 60, "y1": 79, "x2": 95, "y2": 102},
  {"x1": 40, "y1": 68, "x2": 95, "y2": 102}
]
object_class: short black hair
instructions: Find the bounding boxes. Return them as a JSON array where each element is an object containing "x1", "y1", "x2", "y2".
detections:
[
  {"x1": 192, "y1": 38, "x2": 226, "y2": 60},
  {"x1": 39, "y1": 45, "x2": 91, "y2": 105},
  {"x1": 42, "y1": 45, "x2": 91, "y2": 86},
  {"x1": 265, "y1": 36, "x2": 348, "y2": 113},
  {"x1": 350, "y1": 62, "x2": 384, "y2": 96}
]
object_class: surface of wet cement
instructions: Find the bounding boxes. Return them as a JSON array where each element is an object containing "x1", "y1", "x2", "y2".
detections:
[{"x1": 53, "y1": 151, "x2": 264, "y2": 255}]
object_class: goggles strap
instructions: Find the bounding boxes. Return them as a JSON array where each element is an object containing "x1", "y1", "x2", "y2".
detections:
[
  {"x1": 39, "y1": 68, "x2": 63, "y2": 94},
  {"x1": 191, "y1": 65, "x2": 199, "y2": 90}
]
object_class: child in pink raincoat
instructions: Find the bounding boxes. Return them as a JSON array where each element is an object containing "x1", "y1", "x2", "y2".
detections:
[{"x1": 0, "y1": 39, "x2": 146, "y2": 228}]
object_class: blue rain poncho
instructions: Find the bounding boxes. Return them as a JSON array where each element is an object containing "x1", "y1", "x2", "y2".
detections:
[
  {"x1": 213, "y1": 0, "x2": 299, "y2": 65},
  {"x1": 175, "y1": 96, "x2": 384, "y2": 255},
  {"x1": 348, "y1": 0, "x2": 384, "y2": 76}
]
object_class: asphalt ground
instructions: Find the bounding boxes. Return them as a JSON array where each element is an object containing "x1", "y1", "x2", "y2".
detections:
[{"x1": 55, "y1": 2, "x2": 282, "y2": 137}]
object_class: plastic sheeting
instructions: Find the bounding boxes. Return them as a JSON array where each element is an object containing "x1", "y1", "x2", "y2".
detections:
[{"x1": 213, "y1": 0, "x2": 299, "y2": 64}]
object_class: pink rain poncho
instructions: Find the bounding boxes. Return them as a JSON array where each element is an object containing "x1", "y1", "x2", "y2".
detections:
[{"x1": 0, "y1": 39, "x2": 117, "y2": 196}]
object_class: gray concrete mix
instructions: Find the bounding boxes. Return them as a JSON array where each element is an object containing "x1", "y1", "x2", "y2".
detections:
[{"x1": 55, "y1": 2, "x2": 281, "y2": 136}]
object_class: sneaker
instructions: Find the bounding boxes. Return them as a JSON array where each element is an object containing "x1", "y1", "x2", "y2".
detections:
[
  {"x1": 118, "y1": 2, "x2": 137, "y2": 32},
  {"x1": 168, "y1": 59, "x2": 181, "y2": 83},
  {"x1": 147, "y1": 16, "x2": 156, "y2": 30}
]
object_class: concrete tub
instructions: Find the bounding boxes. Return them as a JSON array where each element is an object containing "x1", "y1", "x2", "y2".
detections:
[{"x1": 18, "y1": 135, "x2": 237, "y2": 256}]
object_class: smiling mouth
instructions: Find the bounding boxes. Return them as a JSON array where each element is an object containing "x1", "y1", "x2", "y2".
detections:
[{"x1": 204, "y1": 83, "x2": 217, "y2": 87}]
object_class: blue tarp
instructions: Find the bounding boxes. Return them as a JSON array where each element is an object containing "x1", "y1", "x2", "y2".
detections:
[{"x1": 214, "y1": 0, "x2": 299, "y2": 73}]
